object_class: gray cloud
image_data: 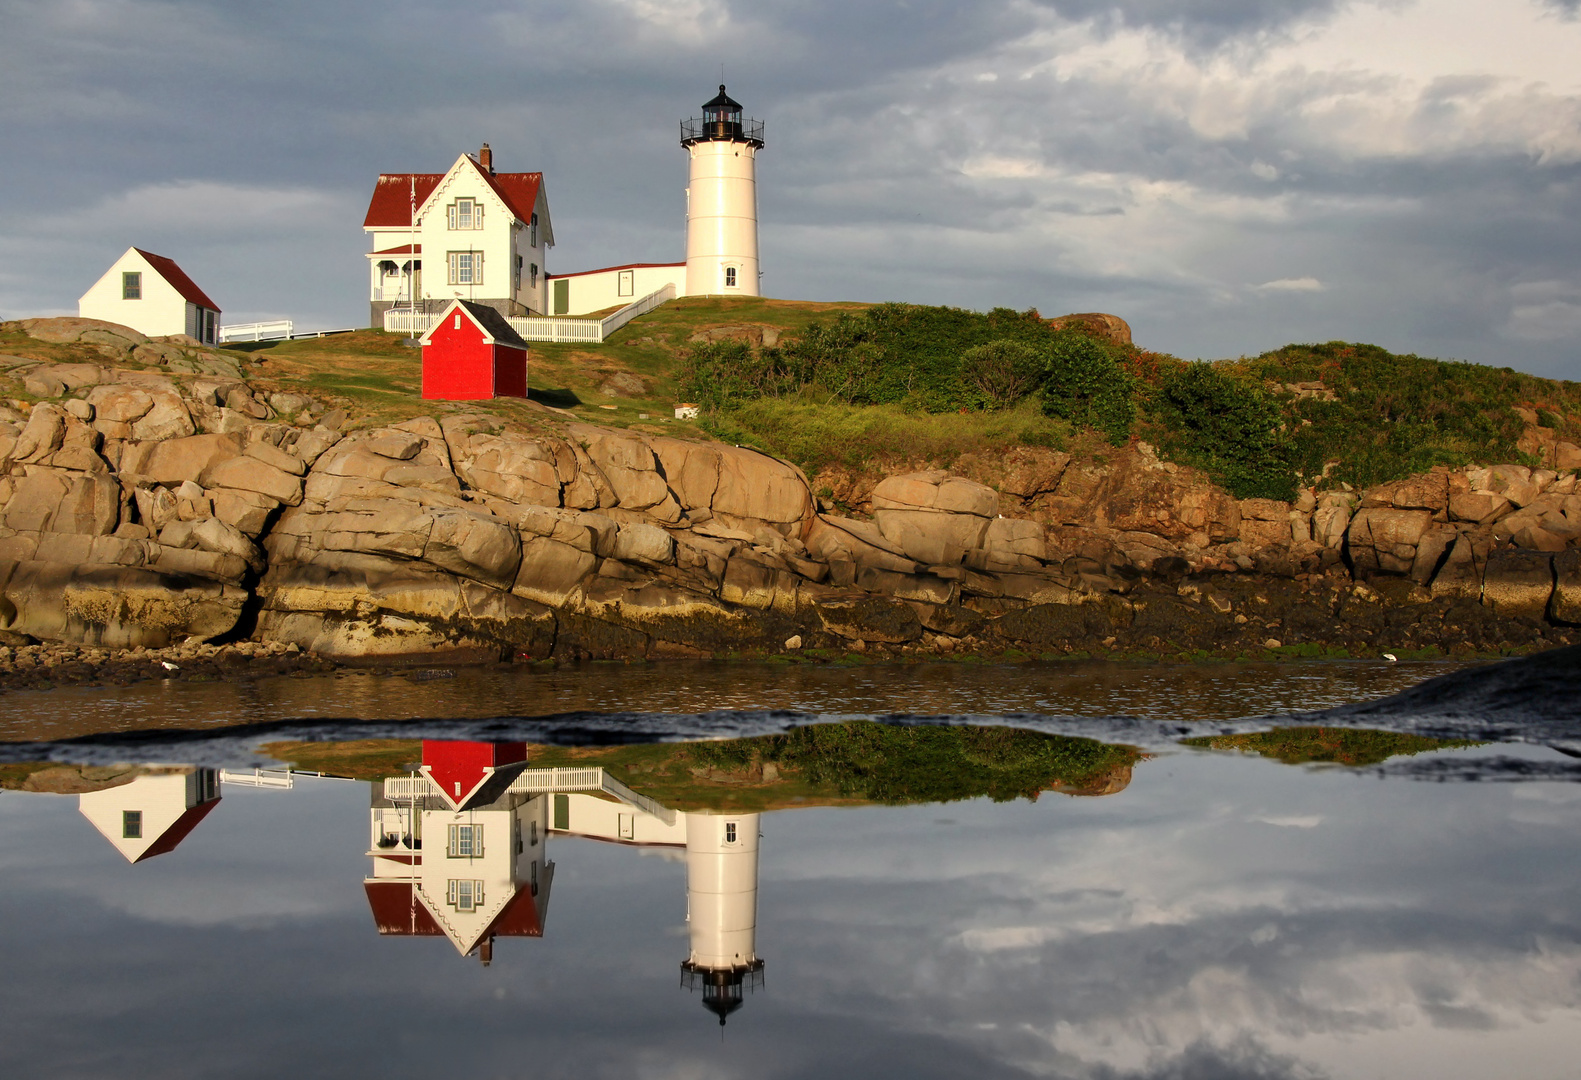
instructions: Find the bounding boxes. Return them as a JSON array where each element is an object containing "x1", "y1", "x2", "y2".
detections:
[{"x1": 0, "y1": 0, "x2": 1578, "y2": 378}]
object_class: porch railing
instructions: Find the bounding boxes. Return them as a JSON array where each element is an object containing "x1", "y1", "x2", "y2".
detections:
[
  {"x1": 382, "y1": 765, "x2": 676, "y2": 825},
  {"x1": 380, "y1": 283, "x2": 675, "y2": 343},
  {"x1": 218, "y1": 320, "x2": 293, "y2": 343}
]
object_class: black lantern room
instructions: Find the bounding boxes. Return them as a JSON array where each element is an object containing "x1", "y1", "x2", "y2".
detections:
[
  {"x1": 681, "y1": 958, "x2": 766, "y2": 1027},
  {"x1": 681, "y1": 85, "x2": 765, "y2": 148}
]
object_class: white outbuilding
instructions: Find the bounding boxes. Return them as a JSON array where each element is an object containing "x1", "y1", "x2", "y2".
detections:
[{"x1": 78, "y1": 247, "x2": 222, "y2": 344}]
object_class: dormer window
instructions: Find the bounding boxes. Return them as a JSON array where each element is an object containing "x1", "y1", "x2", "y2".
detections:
[{"x1": 448, "y1": 198, "x2": 482, "y2": 230}]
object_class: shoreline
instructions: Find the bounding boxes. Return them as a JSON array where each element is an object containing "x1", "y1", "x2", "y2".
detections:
[{"x1": 0, "y1": 631, "x2": 1532, "y2": 697}]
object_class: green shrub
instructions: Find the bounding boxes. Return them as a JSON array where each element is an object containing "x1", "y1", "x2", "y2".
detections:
[
  {"x1": 962, "y1": 339, "x2": 1044, "y2": 409},
  {"x1": 1151, "y1": 362, "x2": 1297, "y2": 499},
  {"x1": 1041, "y1": 334, "x2": 1137, "y2": 445},
  {"x1": 752, "y1": 721, "x2": 1137, "y2": 804},
  {"x1": 676, "y1": 340, "x2": 805, "y2": 410}
]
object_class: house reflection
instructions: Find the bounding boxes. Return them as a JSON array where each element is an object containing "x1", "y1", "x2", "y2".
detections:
[
  {"x1": 368, "y1": 740, "x2": 765, "y2": 1022},
  {"x1": 78, "y1": 767, "x2": 221, "y2": 863},
  {"x1": 365, "y1": 740, "x2": 551, "y2": 964}
]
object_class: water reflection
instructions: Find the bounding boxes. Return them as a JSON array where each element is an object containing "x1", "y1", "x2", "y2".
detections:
[
  {"x1": 360, "y1": 739, "x2": 766, "y2": 1024},
  {"x1": 78, "y1": 767, "x2": 220, "y2": 863},
  {"x1": 6, "y1": 721, "x2": 1579, "y2": 1077}
]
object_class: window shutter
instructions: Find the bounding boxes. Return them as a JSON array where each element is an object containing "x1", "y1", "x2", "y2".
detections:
[
  {"x1": 475, "y1": 203, "x2": 483, "y2": 229},
  {"x1": 447, "y1": 879, "x2": 458, "y2": 905},
  {"x1": 473, "y1": 825, "x2": 483, "y2": 857},
  {"x1": 447, "y1": 824, "x2": 457, "y2": 856},
  {"x1": 475, "y1": 251, "x2": 483, "y2": 285},
  {"x1": 448, "y1": 204, "x2": 457, "y2": 230}
]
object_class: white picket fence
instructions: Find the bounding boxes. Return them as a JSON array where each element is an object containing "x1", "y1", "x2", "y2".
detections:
[
  {"x1": 382, "y1": 765, "x2": 675, "y2": 825},
  {"x1": 382, "y1": 283, "x2": 675, "y2": 344},
  {"x1": 218, "y1": 320, "x2": 293, "y2": 343}
]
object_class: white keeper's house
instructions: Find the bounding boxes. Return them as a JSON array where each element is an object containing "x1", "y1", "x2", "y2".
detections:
[
  {"x1": 79, "y1": 247, "x2": 222, "y2": 344},
  {"x1": 363, "y1": 85, "x2": 765, "y2": 331}
]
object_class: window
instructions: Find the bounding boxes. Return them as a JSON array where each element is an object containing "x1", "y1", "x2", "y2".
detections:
[
  {"x1": 724, "y1": 267, "x2": 737, "y2": 288},
  {"x1": 514, "y1": 254, "x2": 523, "y2": 294},
  {"x1": 529, "y1": 821, "x2": 538, "y2": 846},
  {"x1": 448, "y1": 198, "x2": 482, "y2": 230},
  {"x1": 725, "y1": 821, "x2": 737, "y2": 844},
  {"x1": 123, "y1": 810, "x2": 142, "y2": 838},
  {"x1": 530, "y1": 860, "x2": 539, "y2": 896},
  {"x1": 448, "y1": 251, "x2": 483, "y2": 285},
  {"x1": 122, "y1": 272, "x2": 141, "y2": 300},
  {"x1": 447, "y1": 823, "x2": 484, "y2": 858},
  {"x1": 447, "y1": 879, "x2": 484, "y2": 911},
  {"x1": 530, "y1": 263, "x2": 538, "y2": 287},
  {"x1": 618, "y1": 269, "x2": 634, "y2": 297},
  {"x1": 454, "y1": 312, "x2": 461, "y2": 330},
  {"x1": 530, "y1": 213, "x2": 539, "y2": 248}
]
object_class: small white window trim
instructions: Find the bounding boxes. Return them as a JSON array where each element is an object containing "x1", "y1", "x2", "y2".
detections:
[
  {"x1": 448, "y1": 251, "x2": 483, "y2": 285},
  {"x1": 447, "y1": 198, "x2": 482, "y2": 231},
  {"x1": 447, "y1": 878, "x2": 485, "y2": 911},
  {"x1": 447, "y1": 823, "x2": 484, "y2": 857}
]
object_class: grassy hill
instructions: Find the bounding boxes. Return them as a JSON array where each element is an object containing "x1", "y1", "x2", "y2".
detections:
[{"x1": 8, "y1": 296, "x2": 1579, "y2": 498}]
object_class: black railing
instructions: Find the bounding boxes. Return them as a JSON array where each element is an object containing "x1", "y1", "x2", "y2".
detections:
[{"x1": 680, "y1": 116, "x2": 765, "y2": 147}]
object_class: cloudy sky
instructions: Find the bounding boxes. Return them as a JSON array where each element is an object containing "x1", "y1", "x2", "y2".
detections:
[{"x1": 1, "y1": 0, "x2": 1579, "y2": 378}]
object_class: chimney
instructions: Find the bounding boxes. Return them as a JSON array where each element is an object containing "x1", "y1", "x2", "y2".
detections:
[
  {"x1": 478, "y1": 936, "x2": 493, "y2": 966},
  {"x1": 479, "y1": 143, "x2": 493, "y2": 174}
]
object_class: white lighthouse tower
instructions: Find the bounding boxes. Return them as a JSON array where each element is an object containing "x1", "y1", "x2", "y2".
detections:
[
  {"x1": 681, "y1": 812, "x2": 765, "y2": 1025},
  {"x1": 681, "y1": 86, "x2": 764, "y2": 298}
]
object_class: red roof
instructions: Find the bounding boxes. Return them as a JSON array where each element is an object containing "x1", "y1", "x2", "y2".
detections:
[
  {"x1": 134, "y1": 797, "x2": 221, "y2": 862},
  {"x1": 363, "y1": 158, "x2": 542, "y2": 227},
  {"x1": 373, "y1": 244, "x2": 421, "y2": 256},
  {"x1": 363, "y1": 881, "x2": 544, "y2": 939},
  {"x1": 363, "y1": 173, "x2": 443, "y2": 227},
  {"x1": 365, "y1": 882, "x2": 444, "y2": 936},
  {"x1": 547, "y1": 261, "x2": 685, "y2": 280},
  {"x1": 485, "y1": 884, "x2": 545, "y2": 938},
  {"x1": 132, "y1": 249, "x2": 220, "y2": 313},
  {"x1": 421, "y1": 739, "x2": 528, "y2": 808}
]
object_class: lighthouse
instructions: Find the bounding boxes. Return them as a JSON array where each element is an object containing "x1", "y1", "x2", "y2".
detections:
[
  {"x1": 681, "y1": 85, "x2": 764, "y2": 298},
  {"x1": 680, "y1": 812, "x2": 765, "y2": 1025}
]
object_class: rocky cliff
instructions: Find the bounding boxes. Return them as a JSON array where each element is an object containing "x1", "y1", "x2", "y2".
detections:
[{"x1": 0, "y1": 317, "x2": 1576, "y2": 666}]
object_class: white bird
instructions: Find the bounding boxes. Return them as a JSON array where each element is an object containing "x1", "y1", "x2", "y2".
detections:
[
  {"x1": 161, "y1": 661, "x2": 179, "y2": 672},
  {"x1": 1383, "y1": 653, "x2": 1397, "y2": 662}
]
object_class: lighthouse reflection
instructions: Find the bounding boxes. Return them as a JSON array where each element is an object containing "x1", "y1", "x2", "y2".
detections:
[{"x1": 366, "y1": 739, "x2": 765, "y2": 1022}]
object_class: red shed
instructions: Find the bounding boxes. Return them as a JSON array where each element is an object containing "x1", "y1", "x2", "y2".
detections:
[{"x1": 419, "y1": 299, "x2": 529, "y2": 400}]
